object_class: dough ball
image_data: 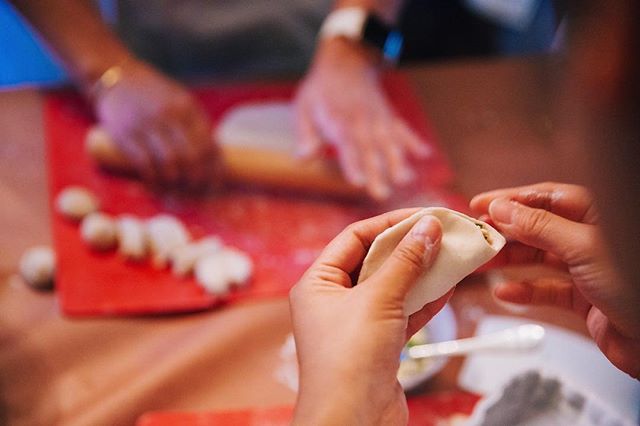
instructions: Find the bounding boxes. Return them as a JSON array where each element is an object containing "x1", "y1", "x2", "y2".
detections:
[
  {"x1": 56, "y1": 186, "x2": 100, "y2": 221},
  {"x1": 117, "y1": 215, "x2": 148, "y2": 261},
  {"x1": 146, "y1": 214, "x2": 191, "y2": 269},
  {"x1": 81, "y1": 212, "x2": 118, "y2": 251},
  {"x1": 171, "y1": 237, "x2": 222, "y2": 277},
  {"x1": 194, "y1": 247, "x2": 253, "y2": 294},
  {"x1": 194, "y1": 255, "x2": 230, "y2": 295},
  {"x1": 217, "y1": 247, "x2": 253, "y2": 286},
  {"x1": 19, "y1": 246, "x2": 56, "y2": 289}
]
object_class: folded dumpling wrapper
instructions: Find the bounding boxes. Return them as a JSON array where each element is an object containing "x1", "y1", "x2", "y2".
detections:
[{"x1": 358, "y1": 207, "x2": 506, "y2": 315}]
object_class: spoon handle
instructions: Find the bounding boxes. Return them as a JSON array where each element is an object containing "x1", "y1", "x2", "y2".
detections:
[{"x1": 408, "y1": 324, "x2": 545, "y2": 359}]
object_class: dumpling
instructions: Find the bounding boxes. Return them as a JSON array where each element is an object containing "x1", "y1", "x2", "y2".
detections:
[{"x1": 358, "y1": 207, "x2": 506, "y2": 315}]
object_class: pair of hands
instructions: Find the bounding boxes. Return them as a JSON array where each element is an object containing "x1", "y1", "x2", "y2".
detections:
[
  {"x1": 290, "y1": 182, "x2": 640, "y2": 425},
  {"x1": 94, "y1": 39, "x2": 422, "y2": 198}
]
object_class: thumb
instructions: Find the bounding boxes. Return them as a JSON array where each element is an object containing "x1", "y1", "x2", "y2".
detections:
[{"x1": 369, "y1": 215, "x2": 442, "y2": 302}]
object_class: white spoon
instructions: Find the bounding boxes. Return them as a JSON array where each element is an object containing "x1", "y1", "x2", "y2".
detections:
[{"x1": 407, "y1": 324, "x2": 545, "y2": 359}]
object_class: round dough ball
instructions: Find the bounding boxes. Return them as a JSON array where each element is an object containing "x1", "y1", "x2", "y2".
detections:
[
  {"x1": 218, "y1": 247, "x2": 253, "y2": 286},
  {"x1": 117, "y1": 215, "x2": 148, "y2": 261},
  {"x1": 81, "y1": 212, "x2": 118, "y2": 251},
  {"x1": 171, "y1": 237, "x2": 222, "y2": 277},
  {"x1": 146, "y1": 214, "x2": 191, "y2": 268},
  {"x1": 56, "y1": 186, "x2": 100, "y2": 221},
  {"x1": 19, "y1": 246, "x2": 55, "y2": 289},
  {"x1": 194, "y1": 247, "x2": 252, "y2": 295}
]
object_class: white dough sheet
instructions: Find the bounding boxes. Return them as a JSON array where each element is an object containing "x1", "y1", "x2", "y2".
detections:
[
  {"x1": 358, "y1": 207, "x2": 506, "y2": 315},
  {"x1": 215, "y1": 102, "x2": 295, "y2": 153}
]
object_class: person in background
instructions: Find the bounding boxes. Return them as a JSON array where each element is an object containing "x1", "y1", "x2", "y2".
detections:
[
  {"x1": 7, "y1": 0, "x2": 331, "y2": 189},
  {"x1": 289, "y1": 0, "x2": 640, "y2": 423},
  {"x1": 8, "y1": 0, "x2": 556, "y2": 198}
]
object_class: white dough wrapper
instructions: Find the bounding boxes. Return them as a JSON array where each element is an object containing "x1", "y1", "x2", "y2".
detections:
[
  {"x1": 358, "y1": 207, "x2": 506, "y2": 315},
  {"x1": 194, "y1": 247, "x2": 253, "y2": 295},
  {"x1": 215, "y1": 102, "x2": 294, "y2": 153},
  {"x1": 146, "y1": 214, "x2": 191, "y2": 268},
  {"x1": 171, "y1": 237, "x2": 222, "y2": 277},
  {"x1": 117, "y1": 215, "x2": 147, "y2": 261}
]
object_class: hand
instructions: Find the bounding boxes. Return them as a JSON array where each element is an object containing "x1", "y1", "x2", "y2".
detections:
[
  {"x1": 290, "y1": 209, "x2": 451, "y2": 425},
  {"x1": 471, "y1": 182, "x2": 640, "y2": 378},
  {"x1": 294, "y1": 38, "x2": 430, "y2": 200},
  {"x1": 93, "y1": 60, "x2": 221, "y2": 189}
]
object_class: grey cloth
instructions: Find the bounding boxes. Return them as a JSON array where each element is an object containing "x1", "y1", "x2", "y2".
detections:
[{"x1": 117, "y1": 0, "x2": 331, "y2": 80}]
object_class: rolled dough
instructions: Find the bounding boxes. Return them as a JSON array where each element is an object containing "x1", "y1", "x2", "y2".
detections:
[
  {"x1": 215, "y1": 102, "x2": 295, "y2": 153},
  {"x1": 358, "y1": 207, "x2": 506, "y2": 315}
]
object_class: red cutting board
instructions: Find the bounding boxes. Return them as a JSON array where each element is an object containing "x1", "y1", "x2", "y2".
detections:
[
  {"x1": 136, "y1": 391, "x2": 481, "y2": 425},
  {"x1": 45, "y1": 73, "x2": 462, "y2": 317}
]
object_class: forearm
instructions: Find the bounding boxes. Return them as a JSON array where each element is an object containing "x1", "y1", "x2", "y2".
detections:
[{"x1": 10, "y1": 0, "x2": 133, "y2": 91}]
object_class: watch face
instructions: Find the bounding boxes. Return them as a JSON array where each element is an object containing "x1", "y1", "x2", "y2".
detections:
[{"x1": 363, "y1": 14, "x2": 404, "y2": 62}]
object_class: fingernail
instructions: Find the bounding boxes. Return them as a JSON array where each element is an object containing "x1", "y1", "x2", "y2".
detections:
[
  {"x1": 489, "y1": 198, "x2": 516, "y2": 224},
  {"x1": 395, "y1": 168, "x2": 415, "y2": 185},
  {"x1": 412, "y1": 215, "x2": 440, "y2": 250},
  {"x1": 296, "y1": 144, "x2": 314, "y2": 159},
  {"x1": 417, "y1": 143, "x2": 432, "y2": 157},
  {"x1": 348, "y1": 170, "x2": 366, "y2": 187},
  {"x1": 372, "y1": 184, "x2": 391, "y2": 200}
]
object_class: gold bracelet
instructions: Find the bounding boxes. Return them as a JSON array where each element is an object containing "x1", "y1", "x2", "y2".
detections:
[{"x1": 89, "y1": 63, "x2": 125, "y2": 100}]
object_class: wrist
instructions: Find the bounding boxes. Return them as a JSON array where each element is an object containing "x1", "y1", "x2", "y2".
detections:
[
  {"x1": 318, "y1": 6, "x2": 404, "y2": 64},
  {"x1": 315, "y1": 37, "x2": 384, "y2": 72},
  {"x1": 293, "y1": 363, "x2": 399, "y2": 425},
  {"x1": 294, "y1": 382, "x2": 370, "y2": 425}
]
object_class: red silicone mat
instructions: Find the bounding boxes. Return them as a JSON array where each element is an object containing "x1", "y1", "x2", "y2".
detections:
[
  {"x1": 45, "y1": 73, "x2": 463, "y2": 317},
  {"x1": 136, "y1": 391, "x2": 481, "y2": 425}
]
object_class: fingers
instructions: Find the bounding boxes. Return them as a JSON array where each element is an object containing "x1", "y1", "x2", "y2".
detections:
[
  {"x1": 113, "y1": 132, "x2": 156, "y2": 182},
  {"x1": 586, "y1": 308, "x2": 640, "y2": 379},
  {"x1": 145, "y1": 126, "x2": 180, "y2": 184},
  {"x1": 300, "y1": 82, "x2": 425, "y2": 200},
  {"x1": 470, "y1": 182, "x2": 597, "y2": 224},
  {"x1": 368, "y1": 215, "x2": 442, "y2": 301},
  {"x1": 493, "y1": 278, "x2": 591, "y2": 317},
  {"x1": 394, "y1": 120, "x2": 431, "y2": 159},
  {"x1": 309, "y1": 208, "x2": 421, "y2": 283},
  {"x1": 375, "y1": 119, "x2": 415, "y2": 186},
  {"x1": 487, "y1": 198, "x2": 595, "y2": 264},
  {"x1": 176, "y1": 109, "x2": 220, "y2": 188},
  {"x1": 356, "y1": 120, "x2": 390, "y2": 200},
  {"x1": 294, "y1": 96, "x2": 323, "y2": 160},
  {"x1": 489, "y1": 241, "x2": 567, "y2": 269}
]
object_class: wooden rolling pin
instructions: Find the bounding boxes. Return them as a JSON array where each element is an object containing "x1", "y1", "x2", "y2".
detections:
[{"x1": 85, "y1": 126, "x2": 364, "y2": 199}]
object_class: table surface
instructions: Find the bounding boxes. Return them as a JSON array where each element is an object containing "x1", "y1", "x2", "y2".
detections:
[{"x1": 0, "y1": 55, "x2": 588, "y2": 426}]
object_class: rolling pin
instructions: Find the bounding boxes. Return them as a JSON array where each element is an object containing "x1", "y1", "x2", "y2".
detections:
[{"x1": 85, "y1": 126, "x2": 364, "y2": 199}]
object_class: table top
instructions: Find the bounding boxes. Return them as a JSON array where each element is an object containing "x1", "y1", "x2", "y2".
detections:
[{"x1": 0, "y1": 55, "x2": 588, "y2": 425}]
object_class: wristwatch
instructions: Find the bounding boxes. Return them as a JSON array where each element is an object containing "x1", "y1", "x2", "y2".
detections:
[{"x1": 319, "y1": 7, "x2": 404, "y2": 63}]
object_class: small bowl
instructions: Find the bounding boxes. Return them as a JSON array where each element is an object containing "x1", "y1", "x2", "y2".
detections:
[{"x1": 398, "y1": 303, "x2": 458, "y2": 391}]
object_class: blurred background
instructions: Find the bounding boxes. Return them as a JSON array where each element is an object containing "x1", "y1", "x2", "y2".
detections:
[{"x1": 0, "y1": 0, "x2": 561, "y2": 89}]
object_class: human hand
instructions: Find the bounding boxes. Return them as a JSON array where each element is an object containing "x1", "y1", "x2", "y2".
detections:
[
  {"x1": 471, "y1": 182, "x2": 640, "y2": 378},
  {"x1": 294, "y1": 38, "x2": 430, "y2": 200},
  {"x1": 290, "y1": 209, "x2": 451, "y2": 425},
  {"x1": 92, "y1": 60, "x2": 221, "y2": 189}
]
